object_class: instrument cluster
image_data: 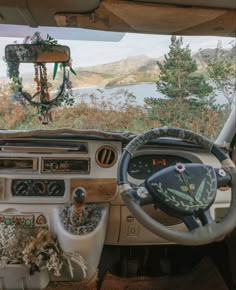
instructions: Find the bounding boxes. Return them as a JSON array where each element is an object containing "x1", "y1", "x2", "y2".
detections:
[{"x1": 128, "y1": 155, "x2": 191, "y2": 179}]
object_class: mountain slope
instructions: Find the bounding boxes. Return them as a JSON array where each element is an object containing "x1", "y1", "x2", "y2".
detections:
[
  {"x1": 77, "y1": 55, "x2": 160, "y2": 88},
  {"x1": 1, "y1": 47, "x2": 234, "y2": 89}
]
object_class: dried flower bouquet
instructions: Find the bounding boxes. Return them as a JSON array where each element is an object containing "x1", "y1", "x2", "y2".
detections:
[{"x1": 0, "y1": 224, "x2": 86, "y2": 278}]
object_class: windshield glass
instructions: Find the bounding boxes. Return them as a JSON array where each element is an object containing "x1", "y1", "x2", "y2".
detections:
[{"x1": 0, "y1": 28, "x2": 235, "y2": 140}]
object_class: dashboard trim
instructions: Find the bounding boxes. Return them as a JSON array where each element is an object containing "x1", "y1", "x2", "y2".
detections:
[{"x1": 70, "y1": 178, "x2": 118, "y2": 202}]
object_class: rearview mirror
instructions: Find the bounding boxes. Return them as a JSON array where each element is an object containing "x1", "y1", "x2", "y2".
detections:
[{"x1": 5, "y1": 44, "x2": 70, "y2": 63}]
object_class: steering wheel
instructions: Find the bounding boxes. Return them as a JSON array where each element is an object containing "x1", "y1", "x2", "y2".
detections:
[{"x1": 117, "y1": 128, "x2": 236, "y2": 245}]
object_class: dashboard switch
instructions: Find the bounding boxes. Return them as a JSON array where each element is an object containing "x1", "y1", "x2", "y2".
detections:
[
  {"x1": 126, "y1": 216, "x2": 134, "y2": 222},
  {"x1": 127, "y1": 224, "x2": 139, "y2": 237}
]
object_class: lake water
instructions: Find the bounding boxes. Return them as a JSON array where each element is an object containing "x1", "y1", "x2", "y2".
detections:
[{"x1": 73, "y1": 82, "x2": 227, "y2": 106}]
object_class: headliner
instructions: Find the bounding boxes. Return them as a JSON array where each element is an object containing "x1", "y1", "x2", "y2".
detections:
[{"x1": 0, "y1": 0, "x2": 235, "y2": 37}]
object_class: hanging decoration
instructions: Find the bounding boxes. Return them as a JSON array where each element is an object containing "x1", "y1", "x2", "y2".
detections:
[{"x1": 5, "y1": 32, "x2": 77, "y2": 124}]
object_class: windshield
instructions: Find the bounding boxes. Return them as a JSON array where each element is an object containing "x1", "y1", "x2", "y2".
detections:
[{"x1": 0, "y1": 27, "x2": 235, "y2": 140}]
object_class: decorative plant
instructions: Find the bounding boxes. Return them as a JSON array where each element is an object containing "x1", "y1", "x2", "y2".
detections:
[
  {"x1": 5, "y1": 32, "x2": 77, "y2": 124},
  {"x1": 0, "y1": 224, "x2": 86, "y2": 278}
]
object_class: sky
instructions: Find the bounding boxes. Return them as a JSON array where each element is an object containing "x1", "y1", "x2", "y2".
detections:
[{"x1": 0, "y1": 26, "x2": 235, "y2": 77}]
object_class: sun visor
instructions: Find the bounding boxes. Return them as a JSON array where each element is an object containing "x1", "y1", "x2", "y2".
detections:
[
  {"x1": 0, "y1": 24, "x2": 125, "y2": 41},
  {"x1": 55, "y1": 0, "x2": 236, "y2": 37}
]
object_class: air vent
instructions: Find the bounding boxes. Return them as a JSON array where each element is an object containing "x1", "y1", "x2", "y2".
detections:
[{"x1": 95, "y1": 145, "x2": 118, "y2": 168}]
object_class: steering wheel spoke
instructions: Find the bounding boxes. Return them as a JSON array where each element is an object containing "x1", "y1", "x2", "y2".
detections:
[
  {"x1": 183, "y1": 210, "x2": 215, "y2": 231},
  {"x1": 183, "y1": 215, "x2": 200, "y2": 230},
  {"x1": 198, "y1": 210, "x2": 215, "y2": 226}
]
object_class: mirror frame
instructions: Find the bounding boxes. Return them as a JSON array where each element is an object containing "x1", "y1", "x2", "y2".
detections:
[{"x1": 5, "y1": 44, "x2": 70, "y2": 63}]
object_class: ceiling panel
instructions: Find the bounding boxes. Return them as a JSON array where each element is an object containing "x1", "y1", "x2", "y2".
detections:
[{"x1": 132, "y1": 0, "x2": 236, "y2": 9}]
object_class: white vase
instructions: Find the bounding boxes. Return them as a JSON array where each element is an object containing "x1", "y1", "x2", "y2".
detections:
[
  {"x1": 53, "y1": 203, "x2": 109, "y2": 281},
  {"x1": 0, "y1": 265, "x2": 50, "y2": 290}
]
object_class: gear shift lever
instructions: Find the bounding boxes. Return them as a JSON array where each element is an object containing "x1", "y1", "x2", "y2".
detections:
[{"x1": 70, "y1": 187, "x2": 87, "y2": 225}]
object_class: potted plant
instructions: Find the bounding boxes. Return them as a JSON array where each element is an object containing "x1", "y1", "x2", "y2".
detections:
[{"x1": 0, "y1": 224, "x2": 87, "y2": 289}]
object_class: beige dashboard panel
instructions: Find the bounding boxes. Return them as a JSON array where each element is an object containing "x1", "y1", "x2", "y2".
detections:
[
  {"x1": 118, "y1": 206, "x2": 187, "y2": 245},
  {"x1": 0, "y1": 178, "x2": 4, "y2": 200},
  {"x1": 70, "y1": 178, "x2": 117, "y2": 202}
]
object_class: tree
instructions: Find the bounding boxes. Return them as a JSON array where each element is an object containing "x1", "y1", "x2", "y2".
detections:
[
  {"x1": 144, "y1": 36, "x2": 223, "y2": 137},
  {"x1": 144, "y1": 97, "x2": 224, "y2": 139},
  {"x1": 200, "y1": 41, "x2": 236, "y2": 106},
  {"x1": 156, "y1": 36, "x2": 213, "y2": 101}
]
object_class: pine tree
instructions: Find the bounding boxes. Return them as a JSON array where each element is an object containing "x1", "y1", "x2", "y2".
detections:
[
  {"x1": 201, "y1": 41, "x2": 236, "y2": 106},
  {"x1": 156, "y1": 36, "x2": 212, "y2": 101}
]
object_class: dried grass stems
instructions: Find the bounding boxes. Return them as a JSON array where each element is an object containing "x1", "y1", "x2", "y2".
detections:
[{"x1": 0, "y1": 87, "x2": 229, "y2": 140}]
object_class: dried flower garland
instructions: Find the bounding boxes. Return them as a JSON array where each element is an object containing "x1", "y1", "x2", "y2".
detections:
[
  {"x1": 5, "y1": 32, "x2": 76, "y2": 124},
  {"x1": 0, "y1": 224, "x2": 86, "y2": 278}
]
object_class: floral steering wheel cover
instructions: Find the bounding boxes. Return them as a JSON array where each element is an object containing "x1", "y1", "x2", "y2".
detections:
[{"x1": 145, "y1": 163, "x2": 217, "y2": 218}]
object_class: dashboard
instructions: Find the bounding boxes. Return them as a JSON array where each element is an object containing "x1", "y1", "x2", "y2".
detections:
[{"x1": 0, "y1": 130, "x2": 232, "y2": 246}]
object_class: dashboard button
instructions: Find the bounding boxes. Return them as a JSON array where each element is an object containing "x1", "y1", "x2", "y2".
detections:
[
  {"x1": 127, "y1": 224, "x2": 139, "y2": 237},
  {"x1": 50, "y1": 162, "x2": 59, "y2": 170}
]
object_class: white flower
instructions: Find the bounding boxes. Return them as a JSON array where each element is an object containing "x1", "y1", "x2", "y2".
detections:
[{"x1": 175, "y1": 162, "x2": 186, "y2": 173}]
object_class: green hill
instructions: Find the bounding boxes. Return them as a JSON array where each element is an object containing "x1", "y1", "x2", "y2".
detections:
[{"x1": 1, "y1": 46, "x2": 234, "y2": 89}]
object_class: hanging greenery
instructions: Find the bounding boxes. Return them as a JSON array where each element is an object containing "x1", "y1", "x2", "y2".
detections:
[{"x1": 5, "y1": 32, "x2": 77, "y2": 124}]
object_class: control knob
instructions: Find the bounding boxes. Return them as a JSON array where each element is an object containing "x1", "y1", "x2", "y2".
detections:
[
  {"x1": 48, "y1": 181, "x2": 63, "y2": 196},
  {"x1": 49, "y1": 162, "x2": 59, "y2": 170}
]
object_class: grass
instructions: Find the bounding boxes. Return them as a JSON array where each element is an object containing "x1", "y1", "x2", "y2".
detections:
[{"x1": 0, "y1": 88, "x2": 230, "y2": 140}]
